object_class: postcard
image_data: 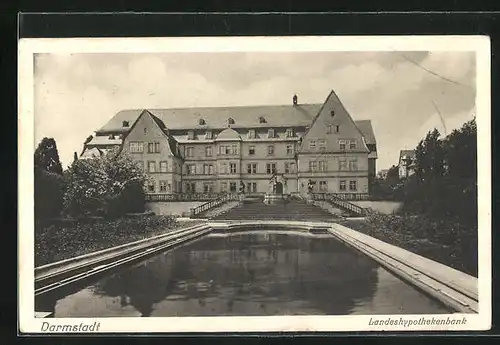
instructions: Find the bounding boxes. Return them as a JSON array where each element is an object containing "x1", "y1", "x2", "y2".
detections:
[{"x1": 18, "y1": 35, "x2": 491, "y2": 333}]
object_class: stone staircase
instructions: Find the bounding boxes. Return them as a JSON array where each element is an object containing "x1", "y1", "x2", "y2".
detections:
[{"x1": 209, "y1": 197, "x2": 341, "y2": 221}]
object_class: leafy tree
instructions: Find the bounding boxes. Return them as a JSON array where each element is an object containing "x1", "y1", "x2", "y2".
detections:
[
  {"x1": 34, "y1": 137, "x2": 63, "y2": 175},
  {"x1": 63, "y1": 147, "x2": 147, "y2": 218},
  {"x1": 400, "y1": 120, "x2": 477, "y2": 225}
]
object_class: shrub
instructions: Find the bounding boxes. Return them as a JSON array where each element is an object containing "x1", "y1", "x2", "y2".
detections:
[
  {"x1": 35, "y1": 169, "x2": 66, "y2": 220},
  {"x1": 63, "y1": 147, "x2": 147, "y2": 218}
]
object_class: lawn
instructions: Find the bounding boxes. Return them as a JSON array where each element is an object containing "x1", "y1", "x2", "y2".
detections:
[
  {"x1": 35, "y1": 215, "x2": 204, "y2": 267},
  {"x1": 337, "y1": 213, "x2": 478, "y2": 277}
]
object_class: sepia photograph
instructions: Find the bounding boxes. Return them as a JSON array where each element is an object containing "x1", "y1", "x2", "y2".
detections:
[{"x1": 18, "y1": 36, "x2": 491, "y2": 333}]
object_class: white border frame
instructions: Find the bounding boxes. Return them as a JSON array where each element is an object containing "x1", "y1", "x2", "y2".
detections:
[{"x1": 18, "y1": 35, "x2": 491, "y2": 333}]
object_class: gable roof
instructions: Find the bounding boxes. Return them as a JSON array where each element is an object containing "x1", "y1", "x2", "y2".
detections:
[
  {"x1": 97, "y1": 104, "x2": 321, "y2": 133},
  {"x1": 94, "y1": 92, "x2": 376, "y2": 150},
  {"x1": 399, "y1": 149, "x2": 416, "y2": 162}
]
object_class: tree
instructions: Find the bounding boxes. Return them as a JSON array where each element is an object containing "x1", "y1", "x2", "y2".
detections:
[
  {"x1": 34, "y1": 138, "x2": 65, "y2": 220},
  {"x1": 63, "y1": 147, "x2": 147, "y2": 218},
  {"x1": 34, "y1": 137, "x2": 63, "y2": 175}
]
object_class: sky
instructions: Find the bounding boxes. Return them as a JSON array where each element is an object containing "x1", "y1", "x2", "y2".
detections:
[{"x1": 34, "y1": 51, "x2": 476, "y2": 171}]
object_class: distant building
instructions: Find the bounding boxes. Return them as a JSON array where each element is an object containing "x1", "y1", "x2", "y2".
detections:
[
  {"x1": 398, "y1": 150, "x2": 416, "y2": 179},
  {"x1": 377, "y1": 169, "x2": 389, "y2": 180},
  {"x1": 80, "y1": 90, "x2": 378, "y2": 196}
]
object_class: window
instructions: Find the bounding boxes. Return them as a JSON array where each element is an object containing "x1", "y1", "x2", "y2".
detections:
[
  {"x1": 148, "y1": 142, "x2": 160, "y2": 153},
  {"x1": 286, "y1": 128, "x2": 294, "y2": 137},
  {"x1": 248, "y1": 146, "x2": 255, "y2": 155},
  {"x1": 160, "y1": 161, "x2": 168, "y2": 173},
  {"x1": 248, "y1": 129, "x2": 256, "y2": 139},
  {"x1": 339, "y1": 180, "x2": 347, "y2": 191},
  {"x1": 339, "y1": 140, "x2": 346, "y2": 150},
  {"x1": 309, "y1": 140, "x2": 317, "y2": 149},
  {"x1": 349, "y1": 180, "x2": 357, "y2": 191},
  {"x1": 349, "y1": 140, "x2": 357, "y2": 149},
  {"x1": 203, "y1": 164, "x2": 214, "y2": 175},
  {"x1": 186, "y1": 164, "x2": 196, "y2": 175},
  {"x1": 147, "y1": 181, "x2": 155, "y2": 193},
  {"x1": 144, "y1": 128, "x2": 147, "y2": 134},
  {"x1": 205, "y1": 131, "x2": 213, "y2": 139},
  {"x1": 339, "y1": 159, "x2": 348, "y2": 171},
  {"x1": 203, "y1": 182, "x2": 214, "y2": 193},
  {"x1": 188, "y1": 130, "x2": 195, "y2": 140},
  {"x1": 286, "y1": 144, "x2": 294, "y2": 155},
  {"x1": 220, "y1": 182, "x2": 228, "y2": 192},
  {"x1": 268, "y1": 129, "x2": 275, "y2": 138},
  {"x1": 285, "y1": 162, "x2": 295, "y2": 174},
  {"x1": 231, "y1": 144, "x2": 239, "y2": 155},
  {"x1": 186, "y1": 147, "x2": 194, "y2": 157},
  {"x1": 335, "y1": 125, "x2": 340, "y2": 133},
  {"x1": 230, "y1": 163, "x2": 237, "y2": 174},
  {"x1": 205, "y1": 146, "x2": 213, "y2": 157},
  {"x1": 309, "y1": 161, "x2": 318, "y2": 172},
  {"x1": 349, "y1": 159, "x2": 358, "y2": 171},
  {"x1": 267, "y1": 145, "x2": 275, "y2": 156},
  {"x1": 148, "y1": 161, "x2": 156, "y2": 173},
  {"x1": 266, "y1": 163, "x2": 277, "y2": 174},
  {"x1": 319, "y1": 161, "x2": 327, "y2": 172},
  {"x1": 228, "y1": 118, "x2": 235, "y2": 125},
  {"x1": 185, "y1": 182, "x2": 196, "y2": 193},
  {"x1": 320, "y1": 181, "x2": 328, "y2": 192},
  {"x1": 330, "y1": 110, "x2": 335, "y2": 117},
  {"x1": 160, "y1": 181, "x2": 168, "y2": 192},
  {"x1": 326, "y1": 125, "x2": 332, "y2": 134},
  {"x1": 199, "y1": 118, "x2": 206, "y2": 125},
  {"x1": 230, "y1": 182, "x2": 237, "y2": 192},
  {"x1": 318, "y1": 139, "x2": 326, "y2": 151},
  {"x1": 247, "y1": 163, "x2": 257, "y2": 174},
  {"x1": 259, "y1": 116, "x2": 266, "y2": 124},
  {"x1": 122, "y1": 121, "x2": 129, "y2": 127},
  {"x1": 129, "y1": 142, "x2": 144, "y2": 153},
  {"x1": 247, "y1": 182, "x2": 257, "y2": 193}
]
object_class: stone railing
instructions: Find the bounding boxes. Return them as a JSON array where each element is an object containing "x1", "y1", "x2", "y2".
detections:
[
  {"x1": 190, "y1": 193, "x2": 241, "y2": 218},
  {"x1": 312, "y1": 193, "x2": 367, "y2": 217},
  {"x1": 145, "y1": 193, "x2": 222, "y2": 202}
]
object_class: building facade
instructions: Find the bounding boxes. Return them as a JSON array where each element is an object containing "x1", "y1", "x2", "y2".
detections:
[
  {"x1": 81, "y1": 90, "x2": 377, "y2": 196},
  {"x1": 398, "y1": 150, "x2": 416, "y2": 179}
]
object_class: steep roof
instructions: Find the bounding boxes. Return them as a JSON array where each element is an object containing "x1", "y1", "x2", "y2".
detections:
[
  {"x1": 399, "y1": 149, "x2": 416, "y2": 159},
  {"x1": 94, "y1": 93, "x2": 376, "y2": 151},
  {"x1": 97, "y1": 104, "x2": 321, "y2": 133}
]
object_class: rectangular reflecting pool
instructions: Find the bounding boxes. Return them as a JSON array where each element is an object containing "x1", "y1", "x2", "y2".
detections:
[{"x1": 36, "y1": 231, "x2": 453, "y2": 317}]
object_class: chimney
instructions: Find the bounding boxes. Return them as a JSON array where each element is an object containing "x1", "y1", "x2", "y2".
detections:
[{"x1": 293, "y1": 94, "x2": 298, "y2": 106}]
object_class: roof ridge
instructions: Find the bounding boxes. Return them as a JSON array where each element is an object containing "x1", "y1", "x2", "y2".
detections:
[{"x1": 117, "y1": 103, "x2": 323, "y2": 112}]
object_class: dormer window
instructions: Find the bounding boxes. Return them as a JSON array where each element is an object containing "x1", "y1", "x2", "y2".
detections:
[
  {"x1": 268, "y1": 129, "x2": 275, "y2": 138},
  {"x1": 122, "y1": 121, "x2": 129, "y2": 127},
  {"x1": 188, "y1": 130, "x2": 195, "y2": 140},
  {"x1": 205, "y1": 130, "x2": 213, "y2": 139},
  {"x1": 259, "y1": 116, "x2": 266, "y2": 124},
  {"x1": 199, "y1": 118, "x2": 206, "y2": 125},
  {"x1": 286, "y1": 128, "x2": 294, "y2": 137},
  {"x1": 228, "y1": 118, "x2": 235, "y2": 126},
  {"x1": 248, "y1": 129, "x2": 256, "y2": 139}
]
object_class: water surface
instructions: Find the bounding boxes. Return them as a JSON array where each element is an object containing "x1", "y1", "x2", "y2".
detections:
[{"x1": 37, "y1": 231, "x2": 452, "y2": 317}]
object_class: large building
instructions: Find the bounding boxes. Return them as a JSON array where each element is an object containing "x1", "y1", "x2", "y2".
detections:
[{"x1": 81, "y1": 90, "x2": 377, "y2": 196}]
